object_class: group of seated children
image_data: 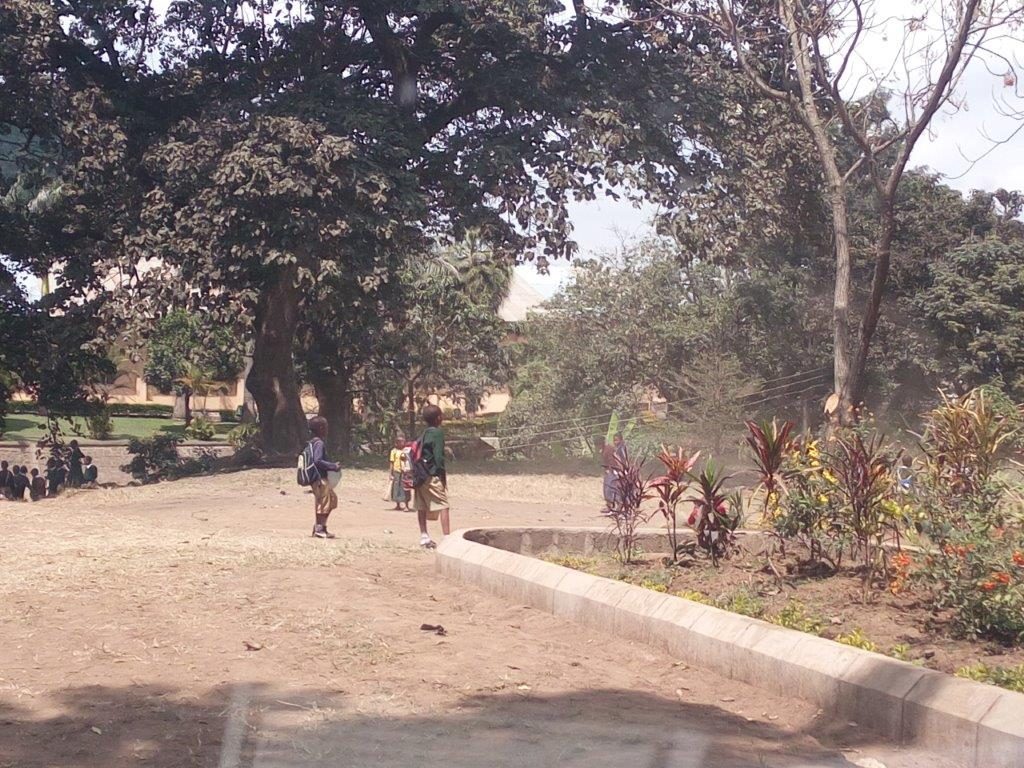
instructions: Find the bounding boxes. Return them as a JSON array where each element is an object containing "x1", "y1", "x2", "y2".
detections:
[{"x1": 0, "y1": 440, "x2": 98, "y2": 501}]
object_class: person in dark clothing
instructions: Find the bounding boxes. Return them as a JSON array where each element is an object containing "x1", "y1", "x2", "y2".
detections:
[
  {"x1": 30, "y1": 469, "x2": 46, "y2": 501},
  {"x1": 412, "y1": 404, "x2": 450, "y2": 549},
  {"x1": 83, "y1": 456, "x2": 98, "y2": 486},
  {"x1": 45, "y1": 458, "x2": 65, "y2": 497},
  {"x1": 10, "y1": 466, "x2": 30, "y2": 501},
  {"x1": 306, "y1": 417, "x2": 340, "y2": 539},
  {"x1": 68, "y1": 440, "x2": 85, "y2": 488},
  {"x1": 0, "y1": 461, "x2": 13, "y2": 500}
]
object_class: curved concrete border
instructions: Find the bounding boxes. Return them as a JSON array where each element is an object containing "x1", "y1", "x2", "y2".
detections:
[{"x1": 436, "y1": 527, "x2": 1024, "y2": 768}]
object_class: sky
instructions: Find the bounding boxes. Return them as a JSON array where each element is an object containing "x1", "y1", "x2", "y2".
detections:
[{"x1": 517, "y1": 0, "x2": 1024, "y2": 298}]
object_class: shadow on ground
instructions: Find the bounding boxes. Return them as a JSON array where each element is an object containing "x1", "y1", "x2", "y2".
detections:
[{"x1": 0, "y1": 684, "x2": 877, "y2": 768}]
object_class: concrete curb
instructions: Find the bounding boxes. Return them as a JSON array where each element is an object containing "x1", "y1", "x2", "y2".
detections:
[{"x1": 437, "y1": 527, "x2": 1024, "y2": 768}]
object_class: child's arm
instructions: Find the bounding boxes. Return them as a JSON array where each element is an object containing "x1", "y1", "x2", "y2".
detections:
[{"x1": 312, "y1": 440, "x2": 340, "y2": 474}]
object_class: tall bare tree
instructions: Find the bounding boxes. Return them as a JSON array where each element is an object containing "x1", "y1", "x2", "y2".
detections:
[{"x1": 658, "y1": 0, "x2": 1024, "y2": 420}]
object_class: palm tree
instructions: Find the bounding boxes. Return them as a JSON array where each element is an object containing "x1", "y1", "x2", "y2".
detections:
[{"x1": 174, "y1": 363, "x2": 224, "y2": 426}]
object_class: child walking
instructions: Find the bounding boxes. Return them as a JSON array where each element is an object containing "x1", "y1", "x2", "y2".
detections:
[
  {"x1": 306, "y1": 417, "x2": 340, "y2": 539},
  {"x1": 388, "y1": 437, "x2": 411, "y2": 511},
  {"x1": 413, "y1": 404, "x2": 450, "y2": 549}
]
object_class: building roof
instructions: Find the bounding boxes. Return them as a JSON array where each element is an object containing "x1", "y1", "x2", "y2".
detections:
[{"x1": 497, "y1": 273, "x2": 546, "y2": 322}]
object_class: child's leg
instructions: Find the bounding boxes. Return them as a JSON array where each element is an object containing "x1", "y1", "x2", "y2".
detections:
[
  {"x1": 439, "y1": 507, "x2": 451, "y2": 537},
  {"x1": 417, "y1": 508, "x2": 429, "y2": 536},
  {"x1": 322, "y1": 489, "x2": 338, "y2": 535},
  {"x1": 312, "y1": 481, "x2": 328, "y2": 534}
]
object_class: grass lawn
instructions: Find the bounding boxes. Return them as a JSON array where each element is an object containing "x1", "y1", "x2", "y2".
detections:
[{"x1": 0, "y1": 415, "x2": 233, "y2": 442}]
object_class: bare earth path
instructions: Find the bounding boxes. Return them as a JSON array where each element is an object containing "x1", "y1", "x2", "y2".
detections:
[{"x1": 0, "y1": 468, "x2": 959, "y2": 767}]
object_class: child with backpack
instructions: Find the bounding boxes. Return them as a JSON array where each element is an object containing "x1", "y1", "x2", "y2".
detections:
[
  {"x1": 298, "y1": 417, "x2": 341, "y2": 539},
  {"x1": 410, "y1": 404, "x2": 450, "y2": 549}
]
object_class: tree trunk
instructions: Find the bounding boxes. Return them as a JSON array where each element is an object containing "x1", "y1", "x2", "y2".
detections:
[
  {"x1": 779, "y1": 4, "x2": 855, "y2": 424},
  {"x1": 183, "y1": 388, "x2": 193, "y2": 427},
  {"x1": 829, "y1": 186, "x2": 856, "y2": 424},
  {"x1": 246, "y1": 268, "x2": 308, "y2": 456},
  {"x1": 851, "y1": 205, "x2": 896, "y2": 405},
  {"x1": 312, "y1": 369, "x2": 354, "y2": 457},
  {"x1": 406, "y1": 379, "x2": 416, "y2": 440}
]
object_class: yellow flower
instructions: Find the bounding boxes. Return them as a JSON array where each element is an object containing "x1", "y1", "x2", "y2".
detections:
[
  {"x1": 822, "y1": 469, "x2": 837, "y2": 484},
  {"x1": 817, "y1": 494, "x2": 830, "y2": 505}
]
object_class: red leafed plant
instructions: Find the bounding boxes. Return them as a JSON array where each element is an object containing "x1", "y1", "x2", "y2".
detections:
[
  {"x1": 606, "y1": 450, "x2": 658, "y2": 564},
  {"x1": 826, "y1": 431, "x2": 899, "y2": 597},
  {"x1": 688, "y1": 459, "x2": 741, "y2": 566},
  {"x1": 745, "y1": 418, "x2": 794, "y2": 517},
  {"x1": 651, "y1": 446, "x2": 701, "y2": 564}
]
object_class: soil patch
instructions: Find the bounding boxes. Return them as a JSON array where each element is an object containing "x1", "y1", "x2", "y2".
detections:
[
  {"x1": 0, "y1": 468, "x2": 963, "y2": 766},
  {"x1": 549, "y1": 543, "x2": 1024, "y2": 684}
]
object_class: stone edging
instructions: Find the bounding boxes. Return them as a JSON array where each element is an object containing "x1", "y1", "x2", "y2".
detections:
[{"x1": 436, "y1": 527, "x2": 1024, "y2": 768}]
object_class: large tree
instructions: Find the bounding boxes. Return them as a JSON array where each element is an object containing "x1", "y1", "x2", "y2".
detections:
[
  {"x1": 919, "y1": 238, "x2": 1024, "y2": 400},
  {"x1": 135, "y1": 1, "x2": 724, "y2": 454},
  {"x1": 660, "y1": 0, "x2": 1024, "y2": 421}
]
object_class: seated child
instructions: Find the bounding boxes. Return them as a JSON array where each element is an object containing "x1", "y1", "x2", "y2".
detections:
[
  {"x1": 30, "y1": 468, "x2": 46, "y2": 501},
  {"x1": 83, "y1": 456, "x2": 98, "y2": 487},
  {"x1": 10, "y1": 466, "x2": 30, "y2": 501},
  {"x1": 0, "y1": 460, "x2": 13, "y2": 499}
]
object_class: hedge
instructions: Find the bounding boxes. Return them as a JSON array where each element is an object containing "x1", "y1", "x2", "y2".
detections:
[{"x1": 6, "y1": 401, "x2": 174, "y2": 418}]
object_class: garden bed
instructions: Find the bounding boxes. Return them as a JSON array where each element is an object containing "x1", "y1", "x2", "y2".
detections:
[{"x1": 545, "y1": 541, "x2": 1024, "y2": 693}]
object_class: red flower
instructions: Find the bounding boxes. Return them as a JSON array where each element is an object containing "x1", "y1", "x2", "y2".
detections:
[
  {"x1": 981, "y1": 581, "x2": 997, "y2": 591},
  {"x1": 993, "y1": 572, "x2": 1012, "y2": 586},
  {"x1": 1012, "y1": 552, "x2": 1024, "y2": 567}
]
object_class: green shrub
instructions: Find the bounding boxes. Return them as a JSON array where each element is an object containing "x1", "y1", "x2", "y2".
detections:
[
  {"x1": 6, "y1": 401, "x2": 174, "y2": 418},
  {"x1": 916, "y1": 519, "x2": 1024, "y2": 644},
  {"x1": 630, "y1": 568, "x2": 673, "y2": 592},
  {"x1": 836, "y1": 628, "x2": 877, "y2": 652},
  {"x1": 121, "y1": 435, "x2": 219, "y2": 482},
  {"x1": 956, "y1": 663, "x2": 1024, "y2": 694},
  {"x1": 173, "y1": 449, "x2": 219, "y2": 479},
  {"x1": 227, "y1": 422, "x2": 260, "y2": 450},
  {"x1": 716, "y1": 589, "x2": 766, "y2": 618},
  {"x1": 769, "y1": 601, "x2": 826, "y2": 635},
  {"x1": 184, "y1": 417, "x2": 216, "y2": 441},
  {"x1": 910, "y1": 388, "x2": 1024, "y2": 644},
  {"x1": 675, "y1": 589, "x2": 712, "y2": 605},
  {"x1": 545, "y1": 554, "x2": 598, "y2": 571},
  {"x1": 85, "y1": 407, "x2": 114, "y2": 440},
  {"x1": 121, "y1": 435, "x2": 184, "y2": 482},
  {"x1": 889, "y1": 643, "x2": 912, "y2": 662}
]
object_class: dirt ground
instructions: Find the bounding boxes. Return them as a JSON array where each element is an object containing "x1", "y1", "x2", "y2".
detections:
[
  {"x1": 0, "y1": 467, "x2": 962, "y2": 767},
  {"x1": 566, "y1": 547, "x2": 1024, "y2": 680}
]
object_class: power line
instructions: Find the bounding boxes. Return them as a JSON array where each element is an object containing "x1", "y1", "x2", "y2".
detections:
[
  {"x1": 496, "y1": 377, "x2": 831, "y2": 453},
  {"x1": 501, "y1": 371, "x2": 830, "y2": 444},
  {"x1": 499, "y1": 366, "x2": 830, "y2": 435},
  {"x1": 499, "y1": 371, "x2": 830, "y2": 443}
]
